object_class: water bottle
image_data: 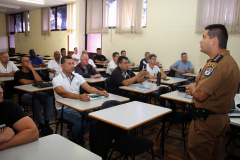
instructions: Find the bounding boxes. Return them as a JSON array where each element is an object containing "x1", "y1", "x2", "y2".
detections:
[{"x1": 157, "y1": 71, "x2": 161, "y2": 86}]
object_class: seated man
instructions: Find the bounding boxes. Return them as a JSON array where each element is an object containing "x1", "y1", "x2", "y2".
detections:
[
  {"x1": 28, "y1": 49, "x2": 47, "y2": 67},
  {"x1": 147, "y1": 54, "x2": 167, "y2": 79},
  {"x1": 60, "y1": 48, "x2": 67, "y2": 57},
  {"x1": 48, "y1": 51, "x2": 62, "y2": 80},
  {"x1": 93, "y1": 48, "x2": 109, "y2": 68},
  {"x1": 72, "y1": 47, "x2": 80, "y2": 66},
  {"x1": 139, "y1": 52, "x2": 150, "y2": 70},
  {"x1": 121, "y1": 50, "x2": 135, "y2": 66},
  {"x1": 52, "y1": 56, "x2": 109, "y2": 142},
  {"x1": 170, "y1": 52, "x2": 194, "y2": 78},
  {"x1": 14, "y1": 57, "x2": 54, "y2": 136},
  {"x1": 28, "y1": 49, "x2": 47, "y2": 80},
  {"x1": 106, "y1": 52, "x2": 119, "y2": 75},
  {"x1": 0, "y1": 52, "x2": 19, "y2": 99},
  {"x1": 82, "y1": 50, "x2": 96, "y2": 68},
  {"x1": 0, "y1": 86, "x2": 39, "y2": 150},
  {"x1": 75, "y1": 54, "x2": 101, "y2": 78},
  {"x1": 107, "y1": 56, "x2": 148, "y2": 102}
]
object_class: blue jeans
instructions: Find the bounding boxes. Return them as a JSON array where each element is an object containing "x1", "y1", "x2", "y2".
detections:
[
  {"x1": 58, "y1": 108, "x2": 91, "y2": 141},
  {"x1": 21, "y1": 92, "x2": 54, "y2": 124}
]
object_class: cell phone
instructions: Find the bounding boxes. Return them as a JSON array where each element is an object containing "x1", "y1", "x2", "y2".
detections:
[
  {"x1": 163, "y1": 78, "x2": 170, "y2": 81},
  {"x1": 90, "y1": 94, "x2": 101, "y2": 98}
]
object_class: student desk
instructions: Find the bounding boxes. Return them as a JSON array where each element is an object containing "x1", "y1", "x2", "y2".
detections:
[
  {"x1": 14, "y1": 84, "x2": 53, "y2": 120},
  {"x1": 33, "y1": 67, "x2": 48, "y2": 71},
  {"x1": 148, "y1": 76, "x2": 188, "y2": 85},
  {"x1": 0, "y1": 77, "x2": 14, "y2": 82},
  {"x1": 160, "y1": 90, "x2": 193, "y2": 104},
  {"x1": 56, "y1": 93, "x2": 130, "y2": 145},
  {"x1": 84, "y1": 77, "x2": 107, "y2": 83},
  {"x1": 182, "y1": 73, "x2": 198, "y2": 77},
  {"x1": 96, "y1": 68, "x2": 107, "y2": 72},
  {"x1": 89, "y1": 101, "x2": 172, "y2": 158},
  {"x1": 0, "y1": 134, "x2": 101, "y2": 160}
]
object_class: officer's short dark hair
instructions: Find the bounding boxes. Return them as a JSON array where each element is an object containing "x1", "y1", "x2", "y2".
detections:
[
  {"x1": 61, "y1": 56, "x2": 72, "y2": 64},
  {"x1": 117, "y1": 56, "x2": 128, "y2": 64},
  {"x1": 181, "y1": 52, "x2": 187, "y2": 57},
  {"x1": 61, "y1": 48, "x2": 66, "y2": 52},
  {"x1": 96, "y1": 48, "x2": 101, "y2": 51},
  {"x1": 112, "y1": 52, "x2": 119, "y2": 58},
  {"x1": 205, "y1": 24, "x2": 228, "y2": 49},
  {"x1": 148, "y1": 54, "x2": 157, "y2": 60}
]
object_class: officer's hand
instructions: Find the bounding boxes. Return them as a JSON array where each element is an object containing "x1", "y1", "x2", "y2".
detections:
[
  {"x1": 178, "y1": 69, "x2": 185, "y2": 74},
  {"x1": 99, "y1": 90, "x2": 109, "y2": 97},
  {"x1": 79, "y1": 93, "x2": 90, "y2": 102},
  {"x1": 138, "y1": 69, "x2": 146, "y2": 77},
  {"x1": 186, "y1": 83, "x2": 196, "y2": 95}
]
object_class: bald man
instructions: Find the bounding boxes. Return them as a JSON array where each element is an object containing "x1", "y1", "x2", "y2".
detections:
[{"x1": 48, "y1": 51, "x2": 62, "y2": 80}]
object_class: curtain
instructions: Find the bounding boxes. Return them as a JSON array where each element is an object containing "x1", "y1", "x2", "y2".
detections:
[
  {"x1": 5, "y1": 15, "x2": 10, "y2": 36},
  {"x1": 116, "y1": 0, "x2": 143, "y2": 34},
  {"x1": 196, "y1": 0, "x2": 240, "y2": 33},
  {"x1": 86, "y1": 0, "x2": 109, "y2": 34},
  {"x1": 67, "y1": 2, "x2": 76, "y2": 34},
  {"x1": 24, "y1": 11, "x2": 29, "y2": 36},
  {"x1": 41, "y1": 7, "x2": 51, "y2": 36}
]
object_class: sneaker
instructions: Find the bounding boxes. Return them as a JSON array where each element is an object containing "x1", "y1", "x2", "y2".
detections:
[{"x1": 44, "y1": 125, "x2": 53, "y2": 135}]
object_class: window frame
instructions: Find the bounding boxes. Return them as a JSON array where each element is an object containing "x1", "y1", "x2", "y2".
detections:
[
  {"x1": 9, "y1": 12, "x2": 26, "y2": 34},
  {"x1": 50, "y1": 4, "x2": 67, "y2": 31}
]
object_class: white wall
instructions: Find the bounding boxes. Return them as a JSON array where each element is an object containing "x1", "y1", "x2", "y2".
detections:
[
  {"x1": 102, "y1": 0, "x2": 240, "y2": 71},
  {"x1": 0, "y1": 14, "x2": 8, "y2": 53}
]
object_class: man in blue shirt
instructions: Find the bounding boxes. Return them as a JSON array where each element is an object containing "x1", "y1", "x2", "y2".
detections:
[
  {"x1": 170, "y1": 52, "x2": 194, "y2": 79},
  {"x1": 28, "y1": 49, "x2": 47, "y2": 67},
  {"x1": 28, "y1": 49, "x2": 47, "y2": 80}
]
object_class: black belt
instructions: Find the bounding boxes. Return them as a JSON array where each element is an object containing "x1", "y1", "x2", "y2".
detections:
[{"x1": 195, "y1": 108, "x2": 215, "y2": 121}]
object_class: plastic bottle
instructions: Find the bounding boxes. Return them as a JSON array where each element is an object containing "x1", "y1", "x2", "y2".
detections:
[{"x1": 157, "y1": 71, "x2": 161, "y2": 86}]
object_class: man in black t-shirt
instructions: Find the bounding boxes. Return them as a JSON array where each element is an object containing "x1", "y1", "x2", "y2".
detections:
[
  {"x1": 14, "y1": 57, "x2": 54, "y2": 136},
  {"x1": 107, "y1": 56, "x2": 149, "y2": 101},
  {"x1": 93, "y1": 48, "x2": 109, "y2": 68},
  {"x1": 0, "y1": 86, "x2": 38, "y2": 150}
]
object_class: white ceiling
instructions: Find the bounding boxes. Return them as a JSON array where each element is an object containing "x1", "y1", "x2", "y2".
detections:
[{"x1": 0, "y1": 0, "x2": 76, "y2": 14}]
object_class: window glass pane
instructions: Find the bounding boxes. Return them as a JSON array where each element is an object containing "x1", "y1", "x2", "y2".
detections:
[
  {"x1": 108, "y1": 0, "x2": 117, "y2": 27},
  {"x1": 9, "y1": 15, "x2": 15, "y2": 33},
  {"x1": 51, "y1": 8, "x2": 56, "y2": 30},
  {"x1": 87, "y1": 34, "x2": 101, "y2": 53},
  {"x1": 57, "y1": 6, "x2": 67, "y2": 30},
  {"x1": 28, "y1": 13, "x2": 30, "y2": 31},
  {"x1": 15, "y1": 14, "x2": 22, "y2": 32},
  {"x1": 142, "y1": 0, "x2": 147, "y2": 26},
  {"x1": 23, "y1": 12, "x2": 25, "y2": 32}
]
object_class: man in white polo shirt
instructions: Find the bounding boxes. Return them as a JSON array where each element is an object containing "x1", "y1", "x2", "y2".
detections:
[
  {"x1": 0, "y1": 52, "x2": 19, "y2": 77},
  {"x1": 0, "y1": 52, "x2": 19, "y2": 99},
  {"x1": 52, "y1": 56, "x2": 109, "y2": 143},
  {"x1": 48, "y1": 51, "x2": 62, "y2": 80},
  {"x1": 147, "y1": 54, "x2": 166, "y2": 79},
  {"x1": 106, "y1": 52, "x2": 119, "y2": 75},
  {"x1": 72, "y1": 47, "x2": 81, "y2": 66}
]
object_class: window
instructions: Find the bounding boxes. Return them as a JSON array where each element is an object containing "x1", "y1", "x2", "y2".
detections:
[
  {"x1": 9, "y1": 12, "x2": 29, "y2": 33},
  {"x1": 51, "y1": 5, "x2": 67, "y2": 31},
  {"x1": 108, "y1": 0, "x2": 147, "y2": 28},
  {"x1": 87, "y1": 34, "x2": 101, "y2": 52}
]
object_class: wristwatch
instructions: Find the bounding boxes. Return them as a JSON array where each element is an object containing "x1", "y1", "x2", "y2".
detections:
[{"x1": 159, "y1": 66, "x2": 162, "y2": 68}]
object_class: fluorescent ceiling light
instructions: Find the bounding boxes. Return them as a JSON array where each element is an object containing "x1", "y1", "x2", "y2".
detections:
[
  {"x1": 0, "y1": 4, "x2": 21, "y2": 9},
  {"x1": 17, "y1": 0, "x2": 45, "y2": 5}
]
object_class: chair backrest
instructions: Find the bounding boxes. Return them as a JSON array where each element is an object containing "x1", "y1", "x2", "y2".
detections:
[
  {"x1": 168, "y1": 69, "x2": 176, "y2": 77},
  {"x1": 158, "y1": 86, "x2": 171, "y2": 107},
  {"x1": 89, "y1": 100, "x2": 122, "y2": 160},
  {"x1": 105, "y1": 77, "x2": 112, "y2": 92}
]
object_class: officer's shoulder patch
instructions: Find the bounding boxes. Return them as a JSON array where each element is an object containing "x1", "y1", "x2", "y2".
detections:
[
  {"x1": 211, "y1": 55, "x2": 223, "y2": 63},
  {"x1": 204, "y1": 65, "x2": 214, "y2": 76}
]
